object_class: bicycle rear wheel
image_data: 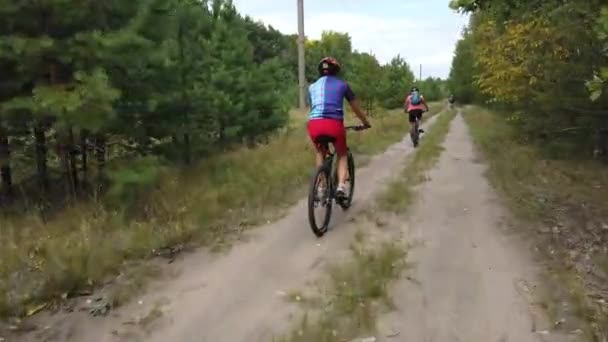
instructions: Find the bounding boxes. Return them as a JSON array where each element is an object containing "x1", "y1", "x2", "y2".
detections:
[
  {"x1": 412, "y1": 120, "x2": 420, "y2": 147},
  {"x1": 307, "y1": 164, "x2": 333, "y2": 237}
]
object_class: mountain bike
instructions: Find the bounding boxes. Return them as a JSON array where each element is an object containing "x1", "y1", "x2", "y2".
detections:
[
  {"x1": 410, "y1": 110, "x2": 426, "y2": 148},
  {"x1": 307, "y1": 125, "x2": 368, "y2": 237}
]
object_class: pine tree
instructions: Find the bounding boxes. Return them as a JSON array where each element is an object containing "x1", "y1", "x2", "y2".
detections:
[
  {"x1": 349, "y1": 52, "x2": 382, "y2": 115},
  {"x1": 0, "y1": 0, "x2": 304, "y2": 208},
  {"x1": 378, "y1": 56, "x2": 416, "y2": 109},
  {"x1": 0, "y1": 0, "x2": 144, "y2": 197}
]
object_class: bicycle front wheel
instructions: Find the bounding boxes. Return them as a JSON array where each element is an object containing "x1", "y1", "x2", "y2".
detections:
[
  {"x1": 307, "y1": 165, "x2": 333, "y2": 237},
  {"x1": 412, "y1": 120, "x2": 420, "y2": 147}
]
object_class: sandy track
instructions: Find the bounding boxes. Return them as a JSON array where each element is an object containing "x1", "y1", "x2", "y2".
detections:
[{"x1": 377, "y1": 114, "x2": 575, "y2": 342}]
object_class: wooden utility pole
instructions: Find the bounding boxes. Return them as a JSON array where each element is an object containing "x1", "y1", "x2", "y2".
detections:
[{"x1": 297, "y1": 0, "x2": 306, "y2": 109}]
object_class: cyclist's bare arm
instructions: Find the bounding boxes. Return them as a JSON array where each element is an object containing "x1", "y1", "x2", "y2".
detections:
[
  {"x1": 422, "y1": 98, "x2": 430, "y2": 112},
  {"x1": 349, "y1": 99, "x2": 371, "y2": 127}
]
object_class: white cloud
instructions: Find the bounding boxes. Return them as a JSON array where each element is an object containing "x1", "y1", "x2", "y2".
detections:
[{"x1": 233, "y1": 0, "x2": 469, "y2": 79}]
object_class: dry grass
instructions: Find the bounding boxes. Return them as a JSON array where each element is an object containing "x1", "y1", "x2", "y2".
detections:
[
  {"x1": 463, "y1": 106, "x2": 608, "y2": 341},
  {"x1": 0, "y1": 107, "x2": 419, "y2": 319}
]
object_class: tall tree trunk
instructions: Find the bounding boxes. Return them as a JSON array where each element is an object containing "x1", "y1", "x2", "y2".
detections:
[
  {"x1": 183, "y1": 132, "x2": 191, "y2": 165},
  {"x1": 95, "y1": 133, "x2": 106, "y2": 193},
  {"x1": 177, "y1": 22, "x2": 192, "y2": 165},
  {"x1": 594, "y1": 128, "x2": 608, "y2": 160},
  {"x1": 58, "y1": 131, "x2": 76, "y2": 199},
  {"x1": 245, "y1": 135, "x2": 255, "y2": 148},
  {"x1": 34, "y1": 123, "x2": 49, "y2": 192},
  {"x1": 66, "y1": 127, "x2": 79, "y2": 196},
  {"x1": 80, "y1": 129, "x2": 89, "y2": 185},
  {"x1": 0, "y1": 131, "x2": 12, "y2": 200},
  {"x1": 172, "y1": 133, "x2": 180, "y2": 161},
  {"x1": 59, "y1": 140, "x2": 71, "y2": 198},
  {"x1": 218, "y1": 118, "x2": 226, "y2": 146}
]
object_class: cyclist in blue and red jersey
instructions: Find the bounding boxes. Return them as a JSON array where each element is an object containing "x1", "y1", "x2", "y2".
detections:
[{"x1": 307, "y1": 57, "x2": 371, "y2": 200}]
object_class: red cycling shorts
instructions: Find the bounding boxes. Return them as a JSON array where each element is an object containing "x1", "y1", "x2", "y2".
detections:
[{"x1": 307, "y1": 118, "x2": 347, "y2": 156}]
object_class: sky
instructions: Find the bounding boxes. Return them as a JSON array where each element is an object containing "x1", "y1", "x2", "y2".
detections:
[{"x1": 232, "y1": 0, "x2": 469, "y2": 79}]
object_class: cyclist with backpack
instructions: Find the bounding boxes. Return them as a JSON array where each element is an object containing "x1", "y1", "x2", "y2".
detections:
[{"x1": 405, "y1": 87, "x2": 429, "y2": 147}]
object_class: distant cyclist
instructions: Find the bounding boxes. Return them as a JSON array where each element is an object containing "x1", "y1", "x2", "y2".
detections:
[
  {"x1": 448, "y1": 93, "x2": 455, "y2": 108},
  {"x1": 405, "y1": 87, "x2": 429, "y2": 144},
  {"x1": 307, "y1": 57, "x2": 371, "y2": 200}
]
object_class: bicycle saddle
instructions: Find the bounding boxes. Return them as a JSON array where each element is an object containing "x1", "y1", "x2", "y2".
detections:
[{"x1": 314, "y1": 135, "x2": 336, "y2": 145}]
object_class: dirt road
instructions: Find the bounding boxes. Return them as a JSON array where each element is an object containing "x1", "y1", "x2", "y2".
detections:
[
  {"x1": 377, "y1": 114, "x2": 575, "y2": 342},
  {"x1": 10, "y1": 113, "x2": 575, "y2": 342},
  {"x1": 14, "y1": 116, "x2": 437, "y2": 342}
]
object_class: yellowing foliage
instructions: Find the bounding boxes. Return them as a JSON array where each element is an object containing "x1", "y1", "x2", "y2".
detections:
[{"x1": 474, "y1": 17, "x2": 570, "y2": 103}]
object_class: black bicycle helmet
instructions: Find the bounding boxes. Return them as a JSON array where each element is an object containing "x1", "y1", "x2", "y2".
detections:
[
  {"x1": 411, "y1": 87, "x2": 420, "y2": 93},
  {"x1": 318, "y1": 57, "x2": 341, "y2": 76}
]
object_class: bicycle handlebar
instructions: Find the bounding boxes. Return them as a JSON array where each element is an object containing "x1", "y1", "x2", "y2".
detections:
[{"x1": 345, "y1": 124, "x2": 371, "y2": 131}]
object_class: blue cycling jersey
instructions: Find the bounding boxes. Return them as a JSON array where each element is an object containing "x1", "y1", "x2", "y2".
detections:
[{"x1": 308, "y1": 76, "x2": 356, "y2": 121}]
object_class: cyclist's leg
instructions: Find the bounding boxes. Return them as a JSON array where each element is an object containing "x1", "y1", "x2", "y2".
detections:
[
  {"x1": 325, "y1": 120, "x2": 348, "y2": 195},
  {"x1": 408, "y1": 111, "x2": 417, "y2": 136},
  {"x1": 307, "y1": 120, "x2": 330, "y2": 195},
  {"x1": 314, "y1": 149, "x2": 324, "y2": 168},
  {"x1": 307, "y1": 120, "x2": 328, "y2": 168},
  {"x1": 417, "y1": 111, "x2": 424, "y2": 132},
  {"x1": 337, "y1": 155, "x2": 348, "y2": 187}
]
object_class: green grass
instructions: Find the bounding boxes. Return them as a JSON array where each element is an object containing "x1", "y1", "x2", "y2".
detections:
[
  {"x1": 0, "y1": 107, "x2": 426, "y2": 319},
  {"x1": 378, "y1": 108, "x2": 457, "y2": 213},
  {"x1": 462, "y1": 106, "x2": 608, "y2": 341},
  {"x1": 275, "y1": 231, "x2": 409, "y2": 342}
]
